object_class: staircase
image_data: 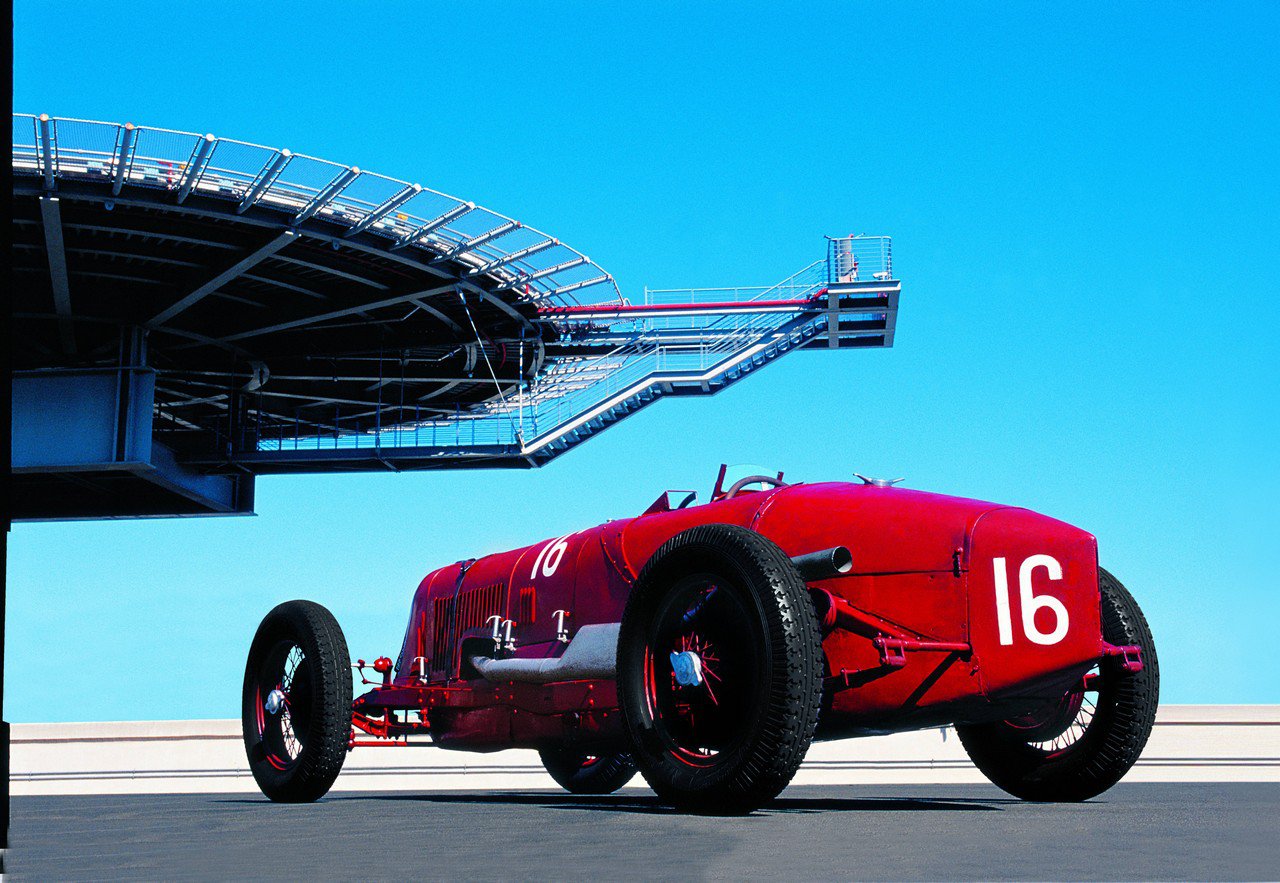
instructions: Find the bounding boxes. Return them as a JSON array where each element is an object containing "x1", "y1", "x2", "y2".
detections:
[
  {"x1": 527, "y1": 311, "x2": 829, "y2": 462},
  {"x1": 239, "y1": 238, "x2": 898, "y2": 471},
  {"x1": 510, "y1": 240, "x2": 906, "y2": 465}
]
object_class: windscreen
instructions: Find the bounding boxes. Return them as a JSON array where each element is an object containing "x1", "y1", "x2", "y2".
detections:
[{"x1": 716, "y1": 463, "x2": 788, "y2": 498}]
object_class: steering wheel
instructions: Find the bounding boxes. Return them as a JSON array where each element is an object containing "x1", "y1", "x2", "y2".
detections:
[{"x1": 724, "y1": 475, "x2": 787, "y2": 500}]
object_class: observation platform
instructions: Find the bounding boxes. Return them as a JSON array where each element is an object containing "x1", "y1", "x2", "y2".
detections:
[{"x1": 10, "y1": 113, "x2": 900, "y2": 519}]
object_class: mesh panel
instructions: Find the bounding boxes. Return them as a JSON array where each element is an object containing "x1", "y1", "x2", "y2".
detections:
[
  {"x1": 51, "y1": 118, "x2": 121, "y2": 176},
  {"x1": 126, "y1": 128, "x2": 203, "y2": 190},
  {"x1": 271, "y1": 154, "x2": 348, "y2": 203},
  {"x1": 199, "y1": 139, "x2": 279, "y2": 195},
  {"x1": 12, "y1": 114, "x2": 39, "y2": 170}
]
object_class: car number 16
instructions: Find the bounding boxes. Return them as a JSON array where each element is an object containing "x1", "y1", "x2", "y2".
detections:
[{"x1": 993, "y1": 554, "x2": 1070, "y2": 646}]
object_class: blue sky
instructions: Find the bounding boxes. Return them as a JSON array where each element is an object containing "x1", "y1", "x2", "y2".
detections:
[{"x1": 8, "y1": 1, "x2": 1278, "y2": 720}]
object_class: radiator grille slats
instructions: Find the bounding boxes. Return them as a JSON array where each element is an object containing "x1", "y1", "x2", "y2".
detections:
[{"x1": 428, "y1": 581, "x2": 506, "y2": 678}]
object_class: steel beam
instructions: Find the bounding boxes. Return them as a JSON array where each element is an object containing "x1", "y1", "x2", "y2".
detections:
[
  {"x1": 466, "y1": 237, "x2": 558, "y2": 276},
  {"x1": 273, "y1": 254, "x2": 388, "y2": 290},
  {"x1": 16, "y1": 190, "x2": 461, "y2": 286},
  {"x1": 188, "y1": 443, "x2": 519, "y2": 469},
  {"x1": 393, "y1": 201, "x2": 474, "y2": 250},
  {"x1": 38, "y1": 196, "x2": 76, "y2": 353},
  {"x1": 38, "y1": 113, "x2": 55, "y2": 190},
  {"x1": 470, "y1": 288, "x2": 527, "y2": 323},
  {"x1": 175, "y1": 134, "x2": 217, "y2": 203},
  {"x1": 410, "y1": 298, "x2": 463, "y2": 332},
  {"x1": 495, "y1": 255, "x2": 589, "y2": 291},
  {"x1": 540, "y1": 297, "x2": 820, "y2": 322},
  {"x1": 433, "y1": 220, "x2": 521, "y2": 264},
  {"x1": 53, "y1": 246, "x2": 203, "y2": 268},
  {"x1": 11, "y1": 369, "x2": 154, "y2": 468},
  {"x1": 27, "y1": 220, "x2": 238, "y2": 250},
  {"x1": 293, "y1": 166, "x2": 361, "y2": 224},
  {"x1": 11, "y1": 368, "x2": 252, "y2": 518},
  {"x1": 345, "y1": 183, "x2": 421, "y2": 237},
  {"x1": 237, "y1": 149, "x2": 293, "y2": 214},
  {"x1": 149, "y1": 230, "x2": 297, "y2": 327},
  {"x1": 170, "y1": 370, "x2": 522, "y2": 385},
  {"x1": 110, "y1": 123, "x2": 138, "y2": 196},
  {"x1": 215, "y1": 283, "x2": 456, "y2": 343},
  {"x1": 240, "y1": 272, "x2": 328, "y2": 300},
  {"x1": 544, "y1": 274, "x2": 612, "y2": 298}
]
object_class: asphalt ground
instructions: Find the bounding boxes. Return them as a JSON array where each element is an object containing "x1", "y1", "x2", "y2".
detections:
[{"x1": 6, "y1": 783, "x2": 1276, "y2": 880}]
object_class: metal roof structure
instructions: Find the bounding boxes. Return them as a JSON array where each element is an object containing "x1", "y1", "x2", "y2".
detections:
[{"x1": 10, "y1": 113, "x2": 901, "y2": 519}]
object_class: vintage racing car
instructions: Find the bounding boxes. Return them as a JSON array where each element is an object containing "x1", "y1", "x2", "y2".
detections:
[{"x1": 242, "y1": 466, "x2": 1158, "y2": 812}]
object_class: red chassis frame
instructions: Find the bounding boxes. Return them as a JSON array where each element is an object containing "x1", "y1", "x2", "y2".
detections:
[{"x1": 348, "y1": 472, "x2": 1142, "y2": 752}]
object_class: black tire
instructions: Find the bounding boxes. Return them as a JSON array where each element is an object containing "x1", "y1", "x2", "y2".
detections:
[
  {"x1": 957, "y1": 567, "x2": 1159, "y2": 801},
  {"x1": 242, "y1": 600, "x2": 352, "y2": 802},
  {"x1": 539, "y1": 748, "x2": 637, "y2": 794},
  {"x1": 617, "y1": 524, "x2": 823, "y2": 814}
]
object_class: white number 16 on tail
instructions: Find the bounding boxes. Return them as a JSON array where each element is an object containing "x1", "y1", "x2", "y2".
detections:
[{"x1": 993, "y1": 554, "x2": 1070, "y2": 646}]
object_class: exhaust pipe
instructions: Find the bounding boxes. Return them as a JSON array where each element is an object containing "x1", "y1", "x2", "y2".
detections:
[
  {"x1": 790, "y1": 546, "x2": 853, "y2": 582},
  {"x1": 470, "y1": 623, "x2": 618, "y2": 684}
]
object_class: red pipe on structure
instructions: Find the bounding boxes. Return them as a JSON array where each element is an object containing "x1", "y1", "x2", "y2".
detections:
[{"x1": 539, "y1": 297, "x2": 822, "y2": 320}]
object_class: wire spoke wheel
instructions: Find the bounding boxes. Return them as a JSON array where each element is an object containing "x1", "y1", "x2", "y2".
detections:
[
  {"x1": 643, "y1": 575, "x2": 763, "y2": 766},
  {"x1": 538, "y1": 748, "x2": 637, "y2": 794},
  {"x1": 957, "y1": 569, "x2": 1159, "y2": 802},
  {"x1": 279, "y1": 644, "x2": 315, "y2": 762},
  {"x1": 618, "y1": 524, "x2": 822, "y2": 814},
  {"x1": 242, "y1": 600, "x2": 351, "y2": 803},
  {"x1": 1004, "y1": 665, "x2": 1102, "y2": 755}
]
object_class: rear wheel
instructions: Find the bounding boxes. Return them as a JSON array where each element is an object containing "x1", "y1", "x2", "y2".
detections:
[
  {"x1": 242, "y1": 600, "x2": 352, "y2": 802},
  {"x1": 539, "y1": 748, "x2": 636, "y2": 794},
  {"x1": 957, "y1": 568, "x2": 1159, "y2": 801},
  {"x1": 617, "y1": 524, "x2": 823, "y2": 814}
]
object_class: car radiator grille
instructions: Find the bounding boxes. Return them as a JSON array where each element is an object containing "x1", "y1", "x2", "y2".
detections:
[{"x1": 430, "y1": 582, "x2": 507, "y2": 678}]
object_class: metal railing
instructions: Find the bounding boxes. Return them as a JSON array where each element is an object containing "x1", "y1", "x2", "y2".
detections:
[
  {"x1": 11, "y1": 112, "x2": 621, "y2": 307},
  {"x1": 252, "y1": 257, "x2": 851, "y2": 456},
  {"x1": 827, "y1": 235, "x2": 892, "y2": 284}
]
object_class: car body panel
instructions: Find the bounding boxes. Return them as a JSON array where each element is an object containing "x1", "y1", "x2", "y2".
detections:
[{"x1": 373, "y1": 478, "x2": 1111, "y2": 752}]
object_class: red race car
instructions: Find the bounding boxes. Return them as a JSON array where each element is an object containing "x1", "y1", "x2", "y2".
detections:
[{"x1": 242, "y1": 466, "x2": 1158, "y2": 812}]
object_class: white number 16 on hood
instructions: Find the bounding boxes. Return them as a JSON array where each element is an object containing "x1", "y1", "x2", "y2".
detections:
[{"x1": 993, "y1": 554, "x2": 1070, "y2": 646}]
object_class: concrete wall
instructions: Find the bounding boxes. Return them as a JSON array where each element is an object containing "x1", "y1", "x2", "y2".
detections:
[{"x1": 12, "y1": 706, "x2": 1277, "y2": 796}]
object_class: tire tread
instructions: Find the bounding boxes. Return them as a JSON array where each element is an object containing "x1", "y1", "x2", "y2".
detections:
[
  {"x1": 956, "y1": 568, "x2": 1159, "y2": 801},
  {"x1": 242, "y1": 599, "x2": 352, "y2": 803},
  {"x1": 618, "y1": 524, "x2": 823, "y2": 813}
]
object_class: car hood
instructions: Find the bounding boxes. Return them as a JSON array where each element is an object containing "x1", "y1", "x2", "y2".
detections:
[{"x1": 747, "y1": 482, "x2": 1011, "y2": 574}]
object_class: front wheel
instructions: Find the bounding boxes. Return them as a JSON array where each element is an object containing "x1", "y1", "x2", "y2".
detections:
[
  {"x1": 539, "y1": 748, "x2": 637, "y2": 794},
  {"x1": 242, "y1": 600, "x2": 352, "y2": 802},
  {"x1": 617, "y1": 524, "x2": 823, "y2": 814},
  {"x1": 957, "y1": 568, "x2": 1159, "y2": 801}
]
